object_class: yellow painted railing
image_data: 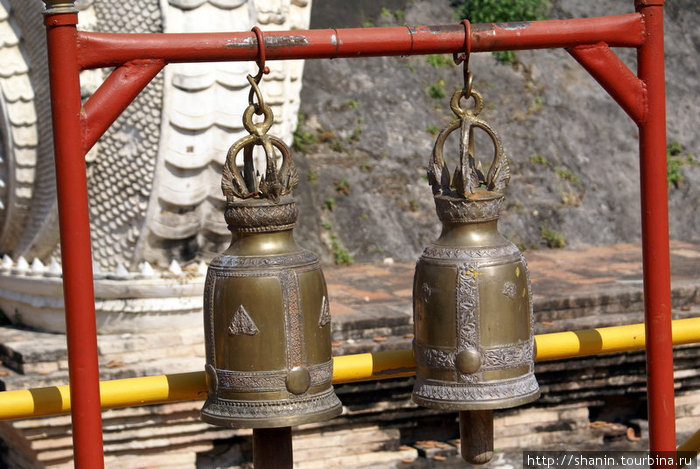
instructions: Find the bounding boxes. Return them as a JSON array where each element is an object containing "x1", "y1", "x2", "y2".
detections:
[{"x1": 0, "y1": 317, "x2": 697, "y2": 422}]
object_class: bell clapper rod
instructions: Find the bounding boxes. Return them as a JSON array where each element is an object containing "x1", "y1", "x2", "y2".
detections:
[
  {"x1": 459, "y1": 410, "x2": 493, "y2": 464},
  {"x1": 253, "y1": 427, "x2": 293, "y2": 469}
]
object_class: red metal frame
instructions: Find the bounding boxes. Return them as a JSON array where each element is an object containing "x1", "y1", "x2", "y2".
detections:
[{"x1": 41, "y1": 1, "x2": 674, "y2": 467}]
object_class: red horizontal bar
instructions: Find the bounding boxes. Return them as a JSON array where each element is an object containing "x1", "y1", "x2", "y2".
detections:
[{"x1": 77, "y1": 14, "x2": 644, "y2": 70}]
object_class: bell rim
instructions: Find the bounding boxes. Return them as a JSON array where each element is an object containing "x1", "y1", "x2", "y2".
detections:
[{"x1": 200, "y1": 387, "x2": 342, "y2": 428}]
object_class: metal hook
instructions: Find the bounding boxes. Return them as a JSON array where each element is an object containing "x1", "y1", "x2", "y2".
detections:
[
  {"x1": 248, "y1": 27, "x2": 271, "y2": 115},
  {"x1": 251, "y1": 26, "x2": 270, "y2": 83},
  {"x1": 453, "y1": 19, "x2": 472, "y2": 96}
]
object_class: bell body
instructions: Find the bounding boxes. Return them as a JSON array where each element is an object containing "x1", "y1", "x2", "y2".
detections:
[
  {"x1": 202, "y1": 198, "x2": 342, "y2": 428},
  {"x1": 412, "y1": 191, "x2": 539, "y2": 410}
]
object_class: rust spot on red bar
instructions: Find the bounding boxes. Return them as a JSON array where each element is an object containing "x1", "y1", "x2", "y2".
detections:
[
  {"x1": 225, "y1": 35, "x2": 309, "y2": 49},
  {"x1": 409, "y1": 24, "x2": 463, "y2": 34},
  {"x1": 495, "y1": 21, "x2": 530, "y2": 30}
]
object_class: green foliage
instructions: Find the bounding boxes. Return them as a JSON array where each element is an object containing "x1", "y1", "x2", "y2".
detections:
[
  {"x1": 426, "y1": 54, "x2": 451, "y2": 69},
  {"x1": 555, "y1": 167, "x2": 580, "y2": 183},
  {"x1": 394, "y1": 9, "x2": 405, "y2": 22},
  {"x1": 451, "y1": 0, "x2": 550, "y2": 64},
  {"x1": 361, "y1": 20, "x2": 374, "y2": 28},
  {"x1": 360, "y1": 160, "x2": 373, "y2": 173},
  {"x1": 426, "y1": 80, "x2": 446, "y2": 99},
  {"x1": 335, "y1": 178, "x2": 351, "y2": 195},
  {"x1": 330, "y1": 139, "x2": 346, "y2": 153},
  {"x1": 308, "y1": 169, "x2": 318, "y2": 185},
  {"x1": 667, "y1": 156, "x2": 684, "y2": 188},
  {"x1": 529, "y1": 154, "x2": 547, "y2": 165},
  {"x1": 540, "y1": 226, "x2": 565, "y2": 248},
  {"x1": 427, "y1": 124, "x2": 441, "y2": 136},
  {"x1": 321, "y1": 221, "x2": 332, "y2": 230},
  {"x1": 667, "y1": 140, "x2": 683, "y2": 156},
  {"x1": 346, "y1": 99, "x2": 359, "y2": 110},
  {"x1": 292, "y1": 113, "x2": 317, "y2": 153},
  {"x1": 666, "y1": 141, "x2": 696, "y2": 188},
  {"x1": 323, "y1": 197, "x2": 336, "y2": 211},
  {"x1": 329, "y1": 232, "x2": 354, "y2": 265},
  {"x1": 407, "y1": 63, "x2": 416, "y2": 73},
  {"x1": 349, "y1": 128, "x2": 362, "y2": 143},
  {"x1": 379, "y1": 7, "x2": 392, "y2": 18}
]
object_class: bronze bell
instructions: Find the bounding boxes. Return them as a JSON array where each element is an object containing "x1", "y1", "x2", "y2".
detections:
[
  {"x1": 412, "y1": 85, "x2": 539, "y2": 463},
  {"x1": 201, "y1": 78, "x2": 342, "y2": 429}
]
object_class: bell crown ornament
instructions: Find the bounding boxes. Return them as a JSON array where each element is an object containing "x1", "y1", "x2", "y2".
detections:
[{"x1": 201, "y1": 71, "x2": 341, "y2": 429}]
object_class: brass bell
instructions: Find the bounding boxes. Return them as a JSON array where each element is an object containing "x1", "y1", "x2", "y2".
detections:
[
  {"x1": 412, "y1": 84, "x2": 539, "y2": 463},
  {"x1": 201, "y1": 76, "x2": 341, "y2": 429}
]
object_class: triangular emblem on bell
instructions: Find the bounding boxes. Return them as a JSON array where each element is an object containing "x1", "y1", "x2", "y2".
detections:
[{"x1": 228, "y1": 305, "x2": 259, "y2": 336}]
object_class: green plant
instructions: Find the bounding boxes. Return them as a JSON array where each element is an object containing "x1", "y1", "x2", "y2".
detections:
[
  {"x1": 426, "y1": 80, "x2": 446, "y2": 99},
  {"x1": 667, "y1": 156, "x2": 684, "y2": 188},
  {"x1": 379, "y1": 7, "x2": 392, "y2": 18},
  {"x1": 540, "y1": 226, "x2": 565, "y2": 248},
  {"x1": 321, "y1": 221, "x2": 332, "y2": 230},
  {"x1": 451, "y1": 0, "x2": 550, "y2": 64},
  {"x1": 427, "y1": 124, "x2": 441, "y2": 136},
  {"x1": 349, "y1": 127, "x2": 362, "y2": 143},
  {"x1": 407, "y1": 63, "x2": 416, "y2": 73},
  {"x1": 409, "y1": 200, "x2": 419, "y2": 211},
  {"x1": 426, "y1": 54, "x2": 450, "y2": 69},
  {"x1": 360, "y1": 160, "x2": 373, "y2": 173},
  {"x1": 361, "y1": 20, "x2": 374, "y2": 28},
  {"x1": 555, "y1": 167, "x2": 580, "y2": 183},
  {"x1": 329, "y1": 232, "x2": 354, "y2": 265},
  {"x1": 335, "y1": 178, "x2": 351, "y2": 195},
  {"x1": 394, "y1": 9, "x2": 405, "y2": 22},
  {"x1": 308, "y1": 169, "x2": 318, "y2": 185},
  {"x1": 666, "y1": 141, "x2": 696, "y2": 188},
  {"x1": 292, "y1": 113, "x2": 317, "y2": 153},
  {"x1": 323, "y1": 197, "x2": 336, "y2": 211},
  {"x1": 529, "y1": 154, "x2": 547, "y2": 165},
  {"x1": 346, "y1": 99, "x2": 359, "y2": 110},
  {"x1": 560, "y1": 187, "x2": 580, "y2": 206},
  {"x1": 330, "y1": 139, "x2": 346, "y2": 153}
]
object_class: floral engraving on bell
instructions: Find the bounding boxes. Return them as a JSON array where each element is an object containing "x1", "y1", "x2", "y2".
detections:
[
  {"x1": 422, "y1": 244, "x2": 519, "y2": 262},
  {"x1": 421, "y1": 282, "x2": 432, "y2": 303},
  {"x1": 216, "y1": 361, "x2": 333, "y2": 393},
  {"x1": 281, "y1": 271, "x2": 304, "y2": 367},
  {"x1": 502, "y1": 281, "x2": 517, "y2": 299},
  {"x1": 457, "y1": 263, "x2": 480, "y2": 353},
  {"x1": 286, "y1": 366, "x2": 311, "y2": 395},
  {"x1": 209, "y1": 251, "x2": 317, "y2": 269},
  {"x1": 228, "y1": 305, "x2": 259, "y2": 336},
  {"x1": 415, "y1": 342, "x2": 531, "y2": 373},
  {"x1": 414, "y1": 373, "x2": 539, "y2": 403},
  {"x1": 318, "y1": 296, "x2": 331, "y2": 328}
]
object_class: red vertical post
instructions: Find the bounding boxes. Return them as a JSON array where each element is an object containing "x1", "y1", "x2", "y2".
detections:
[
  {"x1": 635, "y1": 0, "x2": 676, "y2": 456},
  {"x1": 43, "y1": 1, "x2": 105, "y2": 467}
]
